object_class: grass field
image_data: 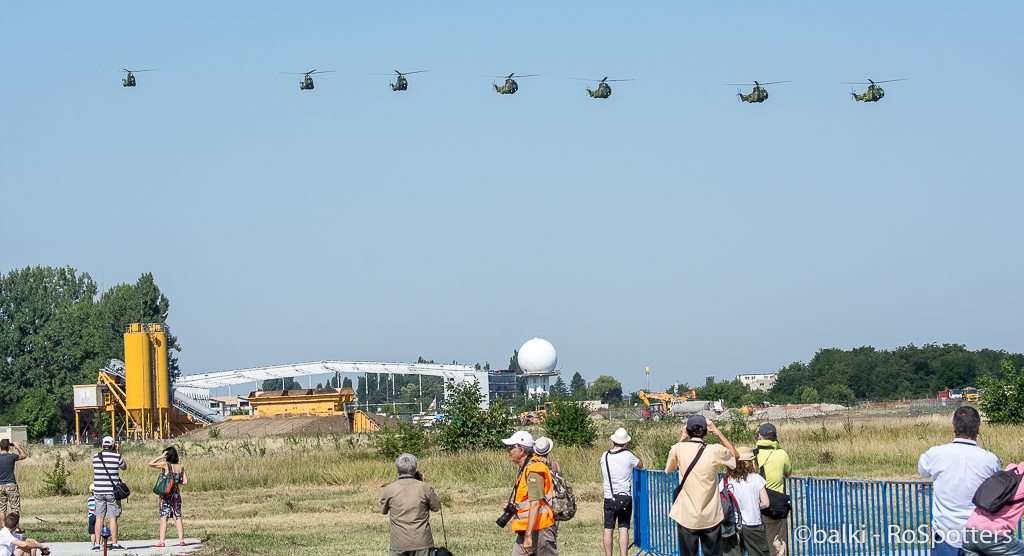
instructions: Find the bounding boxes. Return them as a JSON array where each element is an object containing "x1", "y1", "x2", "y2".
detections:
[{"x1": 11, "y1": 409, "x2": 1024, "y2": 555}]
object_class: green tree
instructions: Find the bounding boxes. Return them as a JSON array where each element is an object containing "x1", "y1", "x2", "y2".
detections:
[
  {"x1": 436, "y1": 380, "x2": 513, "y2": 451},
  {"x1": 822, "y1": 384, "x2": 856, "y2": 406},
  {"x1": 543, "y1": 401, "x2": 597, "y2": 447},
  {"x1": 589, "y1": 375, "x2": 623, "y2": 404},
  {"x1": 375, "y1": 419, "x2": 430, "y2": 460},
  {"x1": 9, "y1": 389, "x2": 65, "y2": 439},
  {"x1": 979, "y1": 360, "x2": 1024, "y2": 424},
  {"x1": 695, "y1": 379, "x2": 752, "y2": 408},
  {"x1": 260, "y1": 377, "x2": 302, "y2": 391},
  {"x1": 569, "y1": 372, "x2": 587, "y2": 398},
  {"x1": 552, "y1": 377, "x2": 569, "y2": 399},
  {"x1": 342, "y1": 377, "x2": 352, "y2": 388},
  {"x1": 801, "y1": 387, "x2": 820, "y2": 404}
]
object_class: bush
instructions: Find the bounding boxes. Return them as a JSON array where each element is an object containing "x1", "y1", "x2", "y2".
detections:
[
  {"x1": 822, "y1": 384, "x2": 855, "y2": 406},
  {"x1": 721, "y1": 411, "x2": 753, "y2": 446},
  {"x1": 207, "y1": 427, "x2": 221, "y2": 439},
  {"x1": 801, "y1": 387, "x2": 820, "y2": 404},
  {"x1": 543, "y1": 401, "x2": 597, "y2": 447},
  {"x1": 436, "y1": 381, "x2": 514, "y2": 451},
  {"x1": 375, "y1": 419, "x2": 430, "y2": 460},
  {"x1": 41, "y1": 453, "x2": 73, "y2": 496},
  {"x1": 979, "y1": 360, "x2": 1024, "y2": 424}
]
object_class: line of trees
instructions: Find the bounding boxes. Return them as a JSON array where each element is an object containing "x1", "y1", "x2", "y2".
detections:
[{"x1": 0, "y1": 266, "x2": 179, "y2": 438}]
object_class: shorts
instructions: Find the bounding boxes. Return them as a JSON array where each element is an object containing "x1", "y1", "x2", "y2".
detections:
[
  {"x1": 94, "y1": 494, "x2": 122, "y2": 519},
  {"x1": 0, "y1": 483, "x2": 20, "y2": 515},
  {"x1": 603, "y1": 499, "x2": 631, "y2": 529},
  {"x1": 89, "y1": 514, "x2": 96, "y2": 534},
  {"x1": 159, "y1": 493, "x2": 182, "y2": 519}
]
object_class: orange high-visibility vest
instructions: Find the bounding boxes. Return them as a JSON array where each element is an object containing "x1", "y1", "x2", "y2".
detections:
[{"x1": 511, "y1": 458, "x2": 555, "y2": 532}]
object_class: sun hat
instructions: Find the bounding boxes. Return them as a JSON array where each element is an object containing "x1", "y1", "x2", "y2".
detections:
[
  {"x1": 101, "y1": 436, "x2": 114, "y2": 447},
  {"x1": 501, "y1": 430, "x2": 535, "y2": 448},
  {"x1": 610, "y1": 427, "x2": 631, "y2": 445},
  {"x1": 736, "y1": 446, "x2": 756, "y2": 461},
  {"x1": 758, "y1": 423, "x2": 777, "y2": 436},
  {"x1": 534, "y1": 436, "x2": 554, "y2": 455},
  {"x1": 89, "y1": 483, "x2": 95, "y2": 492}
]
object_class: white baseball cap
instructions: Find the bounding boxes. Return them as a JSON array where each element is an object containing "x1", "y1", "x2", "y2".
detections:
[
  {"x1": 501, "y1": 430, "x2": 535, "y2": 448},
  {"x1": 101, "y1": 436, "x2": 115, "y2": 447}
]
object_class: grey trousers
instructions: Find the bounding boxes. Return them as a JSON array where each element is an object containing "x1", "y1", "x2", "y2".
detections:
[{"x1": 511, "y1": 527, "x2": 558, "y2": 556}]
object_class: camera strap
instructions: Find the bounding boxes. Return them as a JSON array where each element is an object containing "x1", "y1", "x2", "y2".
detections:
[{"x1": 507, "y1": 457, "x2": 535, "y2": 504}]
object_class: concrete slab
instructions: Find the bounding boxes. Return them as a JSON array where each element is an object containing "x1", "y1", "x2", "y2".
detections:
[{"x1": 41, "y1": 539, "x2": 201, "y2": 556}]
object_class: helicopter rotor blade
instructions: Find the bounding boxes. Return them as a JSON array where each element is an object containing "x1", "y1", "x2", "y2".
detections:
[
  {"x1": 871, "y1": 78, "x2": 906, "y2": 84},
  {"x1": 129, "y1": 69, "x2": 156, "y2": 73},
  {"x1": 839, "y1": 82, "x2": 871, "y2": 85},
  {"x1": 511, "y1": 74, "x2": 539, "y2": 78},
  {"x1": 401, "y1": 70, "x2": 429, "y2": 75},
  {"x1": 724, "y1": 83, "x2": 755, "y2": 86},
  {"x1": 758, "y1": 81, "x2": 789, "y2": 85},
  {"x1": 310, "y1": 70, "x2": 335, "y2": 74}
]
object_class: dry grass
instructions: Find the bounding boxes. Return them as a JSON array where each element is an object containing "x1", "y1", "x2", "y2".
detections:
[{"x1": 9, "y1": 409, "x2": 1024, "y2": 555}]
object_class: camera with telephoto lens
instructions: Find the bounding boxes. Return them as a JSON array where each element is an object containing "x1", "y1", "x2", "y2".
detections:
[{"x1": 496, "y1": 502, "x2": 516, "y2": 528}]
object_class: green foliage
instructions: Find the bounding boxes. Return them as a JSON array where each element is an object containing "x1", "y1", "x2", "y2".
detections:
[
  {"x1": 375, "y1": 418, "x2": 430, "y2": 460},
  {"x1": 1, "y1": 388, "x2": 65, "y2": 439},
  {"x1": 260, "y1": 377, "x2": 303, "y2": 391},
  {"x1": 721, "y1": 411, "x2": 754, "y2": 446},
  {"x1": 569, "y1": 372, "x2": 587, "y2": 398},
  {"x1": 801, "y1": 387, "x2": 820, "y2": 404},
  {"x1": 740, "y1": 389, "x2": 769, "y2": 407},
  {"x1": 0, "y1": 266, "x2": 181, "y2": 424},
  {"x1": 979, "y1": 360, "x2": 1024, "y2": 424},
  {"x1": 769, "y1": 344, "x2": 1024, "y2": 403},
  {"x1": 208, "y1": 427, "x2": 221, "y2": 439},
  {"x1": 589, "y1": 375, "x2": 623, "y2": 404},
  {"x1": 694, "y1": 379, "x2": 753, "y2": 408},
  {"x1": 822, "y1": 384, "x2": 856, "y2": 406},
  {"x1": 342, "y1": 377, "x2": 352, "y2": 388},
  {"x1": 40, "y1": 452, "x2": 73, "y2": 496},
  {"x1": 436, "y1": 381, "x2": 514, "y2": 451},
  {"x1": 552, "y1": 377, "x2": 569, "y2": 399},
  {"x1": 543, "y1": 401, "x2": 597, "y2": 447}
]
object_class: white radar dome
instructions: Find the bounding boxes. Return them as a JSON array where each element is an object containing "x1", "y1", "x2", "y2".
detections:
[{"x1": 518, "y1": 338, "x2": 557, "y2": 374}]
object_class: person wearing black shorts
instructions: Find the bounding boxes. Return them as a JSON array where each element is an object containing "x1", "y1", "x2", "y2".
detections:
[{"x1": 601, "y1": 428, "x2": 644, "y2": 556}]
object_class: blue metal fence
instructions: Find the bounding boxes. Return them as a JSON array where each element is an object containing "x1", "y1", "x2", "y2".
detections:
[{"x1": 632, "y1": 470, "x2": 936, "y2": 556}]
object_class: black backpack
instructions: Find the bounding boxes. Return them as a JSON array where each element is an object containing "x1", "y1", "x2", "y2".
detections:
[
  {"x1": 973, "y1": 468, "x2": 1024, "y2": 514},
  {"x1": 719, "y1": 476, "x2": 742, "y2": 538}
]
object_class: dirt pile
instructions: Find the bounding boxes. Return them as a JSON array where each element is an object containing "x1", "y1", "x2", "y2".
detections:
[
  {"x1": 751, "y1": 406, "x2": 792, "y2": 421},
  {"x1": 791, "y1": 407, "x2": 826, "y2": 418},
  {"x1": 184, "y1": 414, "x2": 354, "y2": 439}
]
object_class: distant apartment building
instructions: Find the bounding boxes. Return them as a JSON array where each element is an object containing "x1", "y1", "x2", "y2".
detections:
[
  {"x1": 488, "y1": 369, "x2": 517, "y2": 401},
  {"x1": 737, "y1": 373, "x2": 777, "y2": 392}
]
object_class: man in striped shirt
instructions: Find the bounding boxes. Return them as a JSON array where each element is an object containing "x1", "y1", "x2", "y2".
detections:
[{"x1": 92, "y1": 437, "x2": 127, "y2": 550}]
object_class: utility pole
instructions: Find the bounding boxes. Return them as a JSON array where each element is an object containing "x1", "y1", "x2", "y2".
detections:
[{"x1": 646, "y1": 366, "x2": 650, "y2": 393}]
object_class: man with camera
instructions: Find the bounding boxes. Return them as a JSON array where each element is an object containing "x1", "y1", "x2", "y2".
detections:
[
  {"x1": 380, "y1": 453, "x2": 441, "y2": 556},
  {"x1": 0, "y1": 439, "x2": 28, "y2": 527},
  {"x1": 500, "y1": 431, "x2": 557, "y2": 556},
  {"x1": 92, "y1": 436, "x2": 127, "y2": 551}
]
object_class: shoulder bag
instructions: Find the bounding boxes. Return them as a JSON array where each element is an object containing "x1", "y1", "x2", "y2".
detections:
[
  {"x1": 153, "y1": 465, "x2": 176, "y2": 497},
  {"x1": 604, "y1": 450, "x2": 633, "y2": 512},
  {"x1": 755, "y1": 447, "x2": 790, "y2": 520},
  {"x1": 673, "y1": 442, "x2": 707, "y2": 502},
  {"x1": 99, "y1": 451, "x2": 131, "y2": 501}
]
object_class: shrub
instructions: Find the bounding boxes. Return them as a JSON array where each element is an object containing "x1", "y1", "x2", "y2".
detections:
[
  {"x1": 979, "y1": 359, "x2": 1024, "y2": 424},
  {"x1": 543, "y1": 401, "x2": 597, "y2": 447},
  {"x1": 375, "y1": 419, "x2": 430, "y2": 460},
  {"x1": 208, "y1": 427, "x2": 221, "y2": 439},
  {"x1": 801, "y1": 387, "x2": 820, "y2": 404},
  {"x1": 40, "y1": 453, "x2": 73, "y2": 496},
  {"x1": 822, "y1": 384, "x2": 856, "y2": 406},
  {"x1": 436, "y1": 380, "x2": 513, "y2": 451},
  {"x1": 721, "y1": 411, "x2": 753, "y2": 446}
]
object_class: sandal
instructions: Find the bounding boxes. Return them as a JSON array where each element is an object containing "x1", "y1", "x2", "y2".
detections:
[{"x1": 154, "y1": 542, "x2": 165, "y2": 547}]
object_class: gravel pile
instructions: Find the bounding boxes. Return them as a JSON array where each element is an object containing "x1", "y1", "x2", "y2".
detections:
[
  {"x1": 818, "y1": 403, "x2": 847, "y2": 412},
  {"x1": 753, "y1": 406, "x2": 792, "y2": 420},
  {"x1": 791, "y1": 407, "x2": 826, "y2": 418}
]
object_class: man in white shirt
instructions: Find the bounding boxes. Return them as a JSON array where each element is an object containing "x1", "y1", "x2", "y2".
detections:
[
  {"x1": 0, "y1": 514, "x2": 48, "y2": 556},
  {"x1": 918, "y1": 406, "x2": 1000, "y2": 556},
  {"x1": 600, "y1": 428, "x2": 644, "y2": 556}
]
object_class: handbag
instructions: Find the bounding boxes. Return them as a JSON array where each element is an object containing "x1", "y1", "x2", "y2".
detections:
[
  {"x1": 153, "y1": 467, "x2": 175, "y2": 497},
  {"x1": 99, "y1": 451, "x2": 131, "y2": 501},
  {"x1": 604, "y1": 450, "x2": 633, "y2": 512},
  {"x1": 755, "y1": 448, "x2": 791, "y2": 520}
]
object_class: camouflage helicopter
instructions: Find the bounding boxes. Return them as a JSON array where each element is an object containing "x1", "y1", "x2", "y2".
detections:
[
  {"x1": 725, "y1": 80, "x2": 789, "y2": 103},
  {"x1": 840, "y1": 79, "x2": 906, "y2": 102},
  {"x1": 371, "y1": 69, "x2": 430, "y2": 91},
  {"x1": 104, "y1": 69, "x2": 156, "y2": 87},
  {"x1": 482, "y1": 73, "x2": 539, "y2": 95},
  {"x1": 570, "y1": 77, "x2": 634, "y2": 99},
  {"x1": 280, "y1": 70, "x2": 335, "y2": 90}
]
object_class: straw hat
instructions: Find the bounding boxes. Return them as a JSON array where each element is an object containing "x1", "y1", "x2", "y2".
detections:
[
  {"x1": 736, "y1": 446, "x2": 756, "y2": 461},
  {"x1": 534, "y1": 436, "x2": 554, "y2": 455},
  {"x1": 610, "y1": 427, "x2": 631, "y2": 444}
]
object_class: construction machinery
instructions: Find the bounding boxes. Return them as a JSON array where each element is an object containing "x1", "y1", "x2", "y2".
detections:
[
  {"x1": 519, "y1": 402, "x2": 556, "y2": 425},
  {"x1": 73, "y1": 324, "x2": 209, "y2": 441},
  {"x1": 638, "y1": 389, "x2": 721, "y2": 421}
]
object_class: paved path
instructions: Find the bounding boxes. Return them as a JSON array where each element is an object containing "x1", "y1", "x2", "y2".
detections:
[{"x1": 42, "y1": 539, "x2": 202, "y2": 556}]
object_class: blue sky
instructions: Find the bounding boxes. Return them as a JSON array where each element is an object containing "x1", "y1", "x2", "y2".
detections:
[{"x1": 3, "y1": 2, "x2": 1022, "y2": 395}]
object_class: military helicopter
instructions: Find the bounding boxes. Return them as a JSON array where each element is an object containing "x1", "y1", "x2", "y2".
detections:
[
  {"x1": 840, "y1": 79, "x2": 906, "y2": 102},
  {"x1": 570, "y1": 77, "x2": 635, "y2": 99},
  {"x1": 104, "y1": 69, "x2": 156, "y2": 87},
  {"x1": 481, "y1": 73, "x2": 539, "y2": 95},
  {"x1": 280, "y1": 70, "x2": 335, "y2": 90},
  {"x1": 371, "y1": 70, "x2": 430, "y2": 91},
  {"x1": 725, "y1": 80, "x2": 789, "y2": 103}
]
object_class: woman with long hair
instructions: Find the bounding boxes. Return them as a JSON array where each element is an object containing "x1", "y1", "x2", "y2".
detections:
[
  {"x1": 147, "y1": 446, "x2": 188, "y2": 547},
  {"x1": 720, "y1": 446, "x2": 770, "y2": 556}
]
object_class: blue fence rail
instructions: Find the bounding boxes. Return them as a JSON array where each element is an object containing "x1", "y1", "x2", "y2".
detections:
[{"x1": 632, "y1": 470, "x2": 935, "y2": 556}]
